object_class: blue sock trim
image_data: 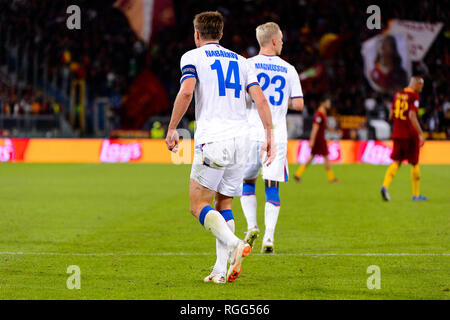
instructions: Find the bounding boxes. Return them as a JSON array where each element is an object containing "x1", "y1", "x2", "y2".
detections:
[
  {"x1": 199, "y1": 205, "x2": 215, "y2": 226},
  {"x1": 242, "y1": 183, "x2": 256, "y2": 196},
  {"x1": 265, "y1": 186, "x2": 280, "y2": 207},
  {"x1": 219, "y1": 209, "x2": 234, "y2": 221}
]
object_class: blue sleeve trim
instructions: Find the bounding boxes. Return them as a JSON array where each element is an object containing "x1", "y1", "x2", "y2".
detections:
[
  {"x1": 246, "y1": 82, "x2": 259, "y2": 91},
  {"x1": 180, "y1": 75, "x2": 196, "y2": 85},
  {"x1": 290, "y1": 96, "x2": 303, "y2": 99}
]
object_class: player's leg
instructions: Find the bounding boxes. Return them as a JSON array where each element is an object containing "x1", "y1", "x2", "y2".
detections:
[
  {"x1": 217, "y1": 136, "x2": 252, "y2": 282},
  {"x1": 324, "y1": 155, "x2": 339, "y2": 183},
  {"x1": 240, "y1": 140, "x2": 261, "y2": 245},
  {"x1": 383, "y1": 161, "x2": 401, "y2": 189},
  {"x1": 241, "y1": 178, "x2": 260, "y2": 247},
  {"x1": 189, "y1": 179, "x2": 240, "y2": 249},
  {"x1": 262, "y1": 179, "x2": 280, "y2": 253},
  {"x1": 410, "y1": 139, "x2": 427, "y2": 201},
  {"x1": 410, "y1": 164, "x2": 425, "y2": 200},
  {"x1": 191, "y1": 179, "x2": 249, "y2": 284},
  {"x1": 241, "y1": 179, "x2": 258, "y2": 230},
  {"x1": 381, "y1": 161, "x2": 400, "y2": 201},
  {"x1": 261, "y1": 143, "x2": 287, "y2": 253},
  {"x1": 381, "y1": 139, "x2": 403, "y2": 201},
  {"x1": 294, "y1": 154, "x2": 313, "y2": 182},
  {"x1": 204, "y1": 194, "x2": 235, "y2": 284}
]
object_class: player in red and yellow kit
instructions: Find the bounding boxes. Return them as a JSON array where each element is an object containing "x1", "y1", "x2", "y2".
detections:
[
  {"x1": 381, "y1": 76, "x2": 427, "y2": 201},
  {"x1": 294, "y1": 97, "x2": 339, "y2": 183}
]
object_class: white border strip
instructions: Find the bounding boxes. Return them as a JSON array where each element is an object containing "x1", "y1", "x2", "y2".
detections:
[{"x1": 0, "y1": 252, "x2": 448, "y2": 257}]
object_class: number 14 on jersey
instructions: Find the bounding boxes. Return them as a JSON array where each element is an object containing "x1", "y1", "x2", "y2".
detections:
[{"x1": 210, "y1": 60, "x2": 242, "y2": 98}]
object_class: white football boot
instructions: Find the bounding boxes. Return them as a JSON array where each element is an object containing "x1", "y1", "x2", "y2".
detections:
[
  {"x1": 203, "y1": 273, "x2": 226, "y2": 284},
  {"x1": 244, "y1": 227, "x2": 260, "y2": 248},
  {"x1": 261, "y1": 235, "x2": 274, "y2": 254},
  {"x1": 227, "y1": 241, "x2": 252, "y2": 282}
]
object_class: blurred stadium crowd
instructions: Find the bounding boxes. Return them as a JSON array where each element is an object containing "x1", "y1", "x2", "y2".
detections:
[{"x1": 0, "y1": 0, "x2": 448, "y2": 138}]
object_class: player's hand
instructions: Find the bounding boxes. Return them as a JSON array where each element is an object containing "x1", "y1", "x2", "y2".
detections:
[
  {"x1": 165, "y1": 128, "x2": 179, "y2": 152},
  {"x1": 419, "y1": 133, "x2": 425, "y2": 147},
  {"x1": 260, "y1": 132, "x2": 276, "y2": 166},
  {"x1": 309, "y1": 140, "x2": 314, "y2": 148}
]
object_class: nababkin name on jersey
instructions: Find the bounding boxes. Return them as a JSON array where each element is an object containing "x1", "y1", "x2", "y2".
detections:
[{"x1": 205, "y1": 50, "x2": 238, "y2": 60}]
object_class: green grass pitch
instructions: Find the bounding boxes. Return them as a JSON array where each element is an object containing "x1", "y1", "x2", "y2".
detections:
[{"x1": 0, "y1": 163, "x2": 448, "y2": 300}]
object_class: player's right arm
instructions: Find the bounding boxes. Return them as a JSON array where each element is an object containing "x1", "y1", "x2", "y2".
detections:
[
  {"x1": 248, "y1": 84, "x2": 274, "y2": 165},
  {"x1": 166, "y1": 77, "x2": 196, "y2": 152},
  {"x1": 166, "y1": 51, "x2": 199, "y2": 152},
  {"x1": 389, "y1": 94, "x2": 396, "y2": 121},
  {"x1": 408, "y1": 109, "x2": 425, "y2": 146}
]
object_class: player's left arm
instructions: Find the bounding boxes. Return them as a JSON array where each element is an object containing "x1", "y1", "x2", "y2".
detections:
[
  {"x1": 408, "y1": 95, "x2": 425, "y2": 146},
  {"x1": 408, "y1": 108, "x2": 425, "y2": 147},
  {"x1": 166, "y1": 77, "x2": 196, "y2": 152},
  {"x1": 309, "y1": 123, "x2": 319, "y2": 147},
  {"x1": 288, "y1": 66, "x2": 304, "y2": 111},
  {"x1": 288, "y1": 97, "x2": 304, "y2": 111}
]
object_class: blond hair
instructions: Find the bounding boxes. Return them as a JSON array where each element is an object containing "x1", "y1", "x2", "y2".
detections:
[{"x1": 256, "y1": 22, "x2": 281, "y2": 47}]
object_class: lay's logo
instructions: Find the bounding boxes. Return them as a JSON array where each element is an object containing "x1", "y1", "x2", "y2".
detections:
[
  {"x1": 99, "y1": 140, "x2": 142, "y2": 163},
  {"x1": 358, "y1": 140, "x2": 393, "y2": 165}
]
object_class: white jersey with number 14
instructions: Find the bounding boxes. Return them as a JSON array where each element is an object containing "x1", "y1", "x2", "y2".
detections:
[{"x1": 180, "y1": 43, "x2": 259, "y2": 146}]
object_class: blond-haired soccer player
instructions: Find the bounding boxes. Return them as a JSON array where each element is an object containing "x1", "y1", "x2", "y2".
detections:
[
  {"x1": 165, "y1": 11, "x2": 274, "y2": 283},
  {"x1": 381, "y1": 76, "x2": 427, "y2": 201},
  {"x1": 240, "y1": 22, "x2": 304, "y2": 253}
]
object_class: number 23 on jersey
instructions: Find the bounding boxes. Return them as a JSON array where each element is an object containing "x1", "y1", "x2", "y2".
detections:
[{"x1": 257, "y1": 72, "x2": 286, "y2": 106}]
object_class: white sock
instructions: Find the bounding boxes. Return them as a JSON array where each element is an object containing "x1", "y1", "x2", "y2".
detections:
[
  {"x1": 240, "y1": 195, "x2": 258, "y2": 230},
  {"x1": 264, "y1": 202, "x2": 280, "y2": 240},
  {"x1": 213, "y1": 219, "x2": 235, "y2": 274},
  {"x1": 203, "y1": 210, "x2": 240, "y2": 249}
]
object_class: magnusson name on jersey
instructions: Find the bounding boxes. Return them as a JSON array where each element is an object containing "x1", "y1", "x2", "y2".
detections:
[{"x1": 254, "y1": 63, "x2": 288, "y2": 73}]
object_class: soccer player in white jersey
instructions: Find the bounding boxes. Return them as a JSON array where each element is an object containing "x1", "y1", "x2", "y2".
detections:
[
  {"x1": 240, "y1": 22, "x2": 304, "y2": 253},
  {"x1": 165, "y1": 11, "x2": 274, "y2": 284}
]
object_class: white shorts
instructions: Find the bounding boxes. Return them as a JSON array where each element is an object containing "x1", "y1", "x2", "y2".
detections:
[
  {"x1": 243, "y1": 140, "x2": 289, "y2": 182},
  {"x1": 190, "y1": 136, "x2": 248, "y2": 197}
]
